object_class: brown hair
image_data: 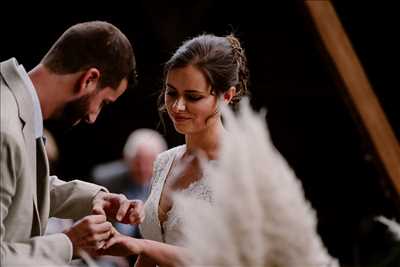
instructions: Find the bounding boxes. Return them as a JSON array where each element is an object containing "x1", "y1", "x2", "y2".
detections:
[
  {"x1": 41, "y1": 21, "x2": 137, "y2": 89},
  {"x1": 159, "y1": 33, "x2": 249, "y2": 111}
]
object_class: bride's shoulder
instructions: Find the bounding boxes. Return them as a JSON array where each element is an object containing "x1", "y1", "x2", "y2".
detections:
[
  {"x1": 153, "y1": 144, "x2": 186, "y2": 175},
  {"x1": 157, "y1": 145, "x2": 185, "y2": 163},
  {"x1": 151, "y1": 145, "x2": 185, "y2": 186}
]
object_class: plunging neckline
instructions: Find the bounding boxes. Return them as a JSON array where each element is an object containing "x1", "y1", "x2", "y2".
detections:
[
  {"x1": 155, "y1": 145, "x2": 185, "y2": 240},
  {"x1": 139, "y1": 144, "x2": 214, "y2": 245}
]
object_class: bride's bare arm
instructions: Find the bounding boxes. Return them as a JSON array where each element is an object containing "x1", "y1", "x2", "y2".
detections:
[
  {"x1": 100, "y1": 234, "x2": 189, "y2": 267},
  {"x1": 134, "y1": 254, "x2": 156, "y2": 267},
  {"x1": 137, "y1": 239, "x2": 188, "y2": 267}
]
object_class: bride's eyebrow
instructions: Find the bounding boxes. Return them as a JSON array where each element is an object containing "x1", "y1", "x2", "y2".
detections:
[
  {"x1": 166, "y1": 83, "x2": 204, "y2": 94},
  {"x1": 166, "y1": 83, "x2": 177, "y2": 90},
  {"x1": 185, "y1": 90, "x2": 203, "y2": 93}
]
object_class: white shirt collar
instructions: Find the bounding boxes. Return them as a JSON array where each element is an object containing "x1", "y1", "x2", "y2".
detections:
[{"x1": 17, "y1": 64, "x2": 43, "y2": 139}]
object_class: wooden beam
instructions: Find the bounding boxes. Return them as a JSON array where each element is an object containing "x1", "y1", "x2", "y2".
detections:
[{"x1": 305, "y1": 0, "x2": 400, "y2": 194}]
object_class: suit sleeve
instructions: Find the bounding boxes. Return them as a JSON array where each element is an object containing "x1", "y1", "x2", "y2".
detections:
[
  {"x1": 0, "y1": 132, "x2": 73, "y2": 264},
  {"x1": 49, "y1": 177, "x2": 109, "y2": 220}
]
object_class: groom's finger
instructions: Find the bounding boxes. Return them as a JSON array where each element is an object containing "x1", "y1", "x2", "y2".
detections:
[
  {"x1": 116, "y1": 196, "x2": 130, "y2": 221},
  {"x1": 86, "y1": 214, "x2": 107, "y2": 224},
  {"x1": 91, "y1": 221, "x2": 112, "y2": 233},
  {"x1": 91, "y1": 191, "x2": 108, "y2": 215},
  {"x1": 91, "y1": 231, "x2": 112, "y2": 244},
  {"x1": 92, "y1": 202, "x2": 106, "y2": 216},
  {"x1": 94, "y1": 240, "x2": 106, "y2": 250}
]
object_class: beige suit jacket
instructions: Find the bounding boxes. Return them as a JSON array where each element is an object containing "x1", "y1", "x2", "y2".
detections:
[{"x1": 0, "y1": 58, "x2": 106, "y2": 265}]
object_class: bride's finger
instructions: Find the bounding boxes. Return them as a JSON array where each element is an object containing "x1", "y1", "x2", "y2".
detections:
[{"x1": 102, "y1": 236, "x2": 121, "y2": 249}]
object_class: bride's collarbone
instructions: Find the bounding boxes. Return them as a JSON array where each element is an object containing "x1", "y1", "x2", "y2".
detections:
[
  {"x1": 158, "y1": 172, "x2": 202, "y2": 224},
  {"x1": 167, "y1": 164, "x2": 203, "y2": 190}
]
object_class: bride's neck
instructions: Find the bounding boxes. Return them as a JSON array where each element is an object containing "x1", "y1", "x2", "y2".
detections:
[{"x1": 185, "y1": 120, "x2": 224, "y2": 160}]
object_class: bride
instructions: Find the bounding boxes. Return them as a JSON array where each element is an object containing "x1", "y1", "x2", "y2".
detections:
[
  {"x1": 99, "y1": 33, "x2": 338, "y2": 267},
  {"x1": 99, "y1": 33, "x2": 249, "y2": 266}
]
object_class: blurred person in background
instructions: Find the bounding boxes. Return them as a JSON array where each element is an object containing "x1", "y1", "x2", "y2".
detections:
[{"x1": 92, "y1": 128, "x2": 167, "y2": 266}]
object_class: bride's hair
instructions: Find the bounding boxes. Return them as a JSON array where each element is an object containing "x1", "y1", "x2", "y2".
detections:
[{"x1": 158, "y1": 33, "x2": 250, "y2": 112}]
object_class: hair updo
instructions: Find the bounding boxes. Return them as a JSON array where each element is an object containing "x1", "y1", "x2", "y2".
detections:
[{"x1": 160, "y1": 33, "x2": 250, "y2": 111}]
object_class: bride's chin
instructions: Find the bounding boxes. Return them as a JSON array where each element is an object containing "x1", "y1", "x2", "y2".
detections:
[{"x1": 174, "y1": 125, "x2": 189, "y2": 135}]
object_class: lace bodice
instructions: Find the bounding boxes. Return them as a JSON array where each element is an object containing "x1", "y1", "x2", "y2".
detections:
[{"x1": 139, "y1": 145, "x2": 213, "y2": 245}]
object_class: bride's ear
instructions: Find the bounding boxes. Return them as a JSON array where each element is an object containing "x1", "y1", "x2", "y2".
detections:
[{"x1": 223, "y1": 87, "x2": 236, "y2": 104}]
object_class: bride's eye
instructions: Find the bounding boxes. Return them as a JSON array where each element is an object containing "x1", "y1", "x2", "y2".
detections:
[
  {"x1": 166, "y1": 90, "x2": 177, "y2": 97},
  {"x1": 186, "y1": 95, "x2": 202, "y2": 101}
]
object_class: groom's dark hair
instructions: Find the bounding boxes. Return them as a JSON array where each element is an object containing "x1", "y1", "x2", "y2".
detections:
[{"x1": 41, "y1": 21, "x2": 137, "y2": 89}]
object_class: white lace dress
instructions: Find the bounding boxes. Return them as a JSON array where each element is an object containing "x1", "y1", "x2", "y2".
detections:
[{"x1": 139, "y1": 145, "x2": 213, "y2": 246}]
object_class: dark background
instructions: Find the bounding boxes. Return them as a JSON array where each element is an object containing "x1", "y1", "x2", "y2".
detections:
[{"x1": 1, "y1": 1, "x2": 399, "y2": 266}]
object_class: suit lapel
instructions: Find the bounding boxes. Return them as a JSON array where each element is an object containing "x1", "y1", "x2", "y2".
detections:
[{"x1": 1, "y1": 58, "x2": 42, "y2": 234}]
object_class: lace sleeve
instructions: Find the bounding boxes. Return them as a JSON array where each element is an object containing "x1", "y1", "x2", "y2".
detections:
[{"x1": 150, "y1": 150, "x2": 170, "y2": 189}]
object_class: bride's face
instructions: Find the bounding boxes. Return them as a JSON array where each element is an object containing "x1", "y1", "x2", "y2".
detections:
[{"x1": 165, "y1": 65, "x2": 219, "y2": 135}]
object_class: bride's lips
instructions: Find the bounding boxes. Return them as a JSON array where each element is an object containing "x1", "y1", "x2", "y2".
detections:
[{"x1": 172, "y1": 114, "x2": 191, "y2": 123}]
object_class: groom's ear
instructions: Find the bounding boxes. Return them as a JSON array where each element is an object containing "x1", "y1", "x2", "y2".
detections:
[{"x1": 74, "y1": 68, "x2": 100, "y2": 96}]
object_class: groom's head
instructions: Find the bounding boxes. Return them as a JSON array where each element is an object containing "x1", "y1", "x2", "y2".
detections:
[{"x1": 41, "y1": 21, "x2": 137, "y2": 126}]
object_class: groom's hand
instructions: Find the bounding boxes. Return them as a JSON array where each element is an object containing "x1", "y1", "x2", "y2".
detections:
[
  {"x1": 91, "y1": 191, "x2": 145, "y2": 224},
  {"x1": 64, "y1": 214, "x2": 112, "y2": 257}
]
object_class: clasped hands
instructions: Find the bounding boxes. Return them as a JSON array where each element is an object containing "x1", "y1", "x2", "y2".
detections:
[{"x1": 64, "y1": 191, "x2": 144, "y2": 257}]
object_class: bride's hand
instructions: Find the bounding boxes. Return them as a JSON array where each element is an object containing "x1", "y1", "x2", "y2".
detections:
[{"x1": 97, "y1": 228, "x2": 144, "y2": 257}]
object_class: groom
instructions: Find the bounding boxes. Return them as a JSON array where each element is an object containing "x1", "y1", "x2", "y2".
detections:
[{"x1": 0, "y1": 21, "x2": 142, "y2": 265}]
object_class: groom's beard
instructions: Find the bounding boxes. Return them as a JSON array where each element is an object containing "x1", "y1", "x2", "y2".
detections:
[{"x1": 56, "y1": 93, "x2": 92, "y2": 130}]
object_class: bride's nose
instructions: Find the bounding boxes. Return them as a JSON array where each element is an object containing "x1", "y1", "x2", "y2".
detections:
[{"x1": 172, "y1": 97, "x2": 186, "y2": 112}]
